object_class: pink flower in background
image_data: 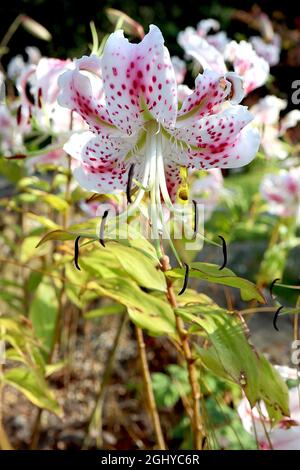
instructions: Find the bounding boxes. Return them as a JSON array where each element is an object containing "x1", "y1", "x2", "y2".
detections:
[
  {"x1": 171, "y1": 56, "x2": 186, "y2": 85},
  {"x1": 224, "y1": 41, "x2": 269, "y2": 94},
  {"x1": 260, "y1": 168, "x2": 300, "y2": 219},
  {"x1": 238, "y1": 367, "x2": 300, "y2": 450},
  {"x1": 178, "y1": 23, "x2": 269, "y2": 95},
  {"x1": 251, "y1": 95, "x2": 300, "y2": 159},
  {"x1": 178, "y1": 27, "x2": 227, "y2": 74},
  {"x1": 250, "y1": 34, "x2": 281, "y2": 67},
  {"x1": 17, "y1": 57, "x2": 79, "y2": 133},
  {"x1": 280, "y1": 110, "x2": 300, "y2": 136},
  {"x1": 58, "y1": 25, "x2": 259, "y2": 235},
  {"x1": 197, "y1": 19, "x2": 229, "y2": 53},
  {"x1": 79, "y1": 193, "x2": 126, "y2": 218},
  {"x1": 7, "y1": 46, "x2": 41, "y2": 82},
  {"x1": 0, "y1": 104, "x2": 25, "y2": 156},
  {"x1": 190, "y1": 169, "x2": 223, "y2": 220}
]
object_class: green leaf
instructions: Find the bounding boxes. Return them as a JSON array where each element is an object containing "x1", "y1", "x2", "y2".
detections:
[
  {"x1": 29, "y1": 280, "x2": 59, "y2": 359},
  {"x1": 3, "y1": 367, "x2": 61, "y2": 416},
  {"x1": 108, "y1": 243, "x2": 166, "y2": 292},
  {"x1": 36, "y1": 229, "x2": 74, "y2": 247},
  {"x1": 84, "y1": 304, "x2": 125, "y2": 319},
  {"x1": 186, "y1": 307, "x2": 289, "y2": 420},
  {"x1": 88, "y1": 277, "x2": 176, "y2": 336},
  {"x1": 178, "y1": 309, "x2": 259, "y2": 404},
  {"x1": 26, "y1": 213, "x2": 60, "y2": 230},
  {"x1": 257, "y1": 355, "x2": 289, "y2": 423},
  {"x1": 168, "y1": 262, "x2": 264, "y2": 303},
  {"x1": 42, "y1": 194, "x2": 69, "y2": 212},
  {"x1": 20, "y1": 236, "x2": 49, "y2": 263}
]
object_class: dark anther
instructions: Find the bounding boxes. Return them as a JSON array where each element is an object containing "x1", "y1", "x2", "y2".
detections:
[
  {"x1": 178, "y1": 262, "x2": 190, "y2": 296},
  {"x1": 37, "y1": 87, "x2": 42, "y2": 108},
  {"x1": 202, "y1": 436, "x2": 207, "y2": 449},
  {"x1": 16, "y1": 105, "x2": 22, "y2": 126},
  {"x1": 273, "y1": 305, "x2": 284, "y2": 332},
  {"x1": 192, "y1": 200, "x2": 198, "y2": 239},
  {"x1": 74, "y1": 236, "x2": 81, "y2": 271},
  {"x1": 126, "y1": 164, "x2": 135, "y2": 203},
  {"x1": 218, "y1": 235, "x2": 227, "y2": 270},
  {"x1": 99, "y1": 210, "x2": 109, "y2": 247},
  {"x1": 270, "y1": 278, "x2": 280, "y2": 300},
  {"x1": 25, "y1": 82, "x2": 35, "y2": 105}
]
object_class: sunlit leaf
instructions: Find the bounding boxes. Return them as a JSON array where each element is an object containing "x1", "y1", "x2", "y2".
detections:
[
  {"x1": 88, "y1": 278, "x2": 176, "y2": 336},
  {"x1": 168, "y1": 262, "x2": 264, "y2": 303},
  {"x1": 84, "y1": 304, "x2": 125, "y2": 319},
  {"x1": 29, "y1": 280, "x2": 58, "y2": 359},
  {"x1": 3, "y1": 367, "x2": 61, "y2": 416}
]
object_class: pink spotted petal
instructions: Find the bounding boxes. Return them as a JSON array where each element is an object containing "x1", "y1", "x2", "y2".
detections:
[
  {"x1": 102, "y1": 24, "x2": 178, "y2": 133},
  {"x1": 224, "y1": 72, "x2": 245, "y2": 104},
  {"x1": 187, "y1": 125, "x2": 260, "y2": 169},
  {"x1": 177, "y1": 70, "x2": 240, "y2": 125},
  {"x1": 64, "y1": 131, "x2": 129, "y2": 193},
  {"x1": 58, "y1": 56, "x2": 115, "y2": 136},
  {"x1": 173, "y1": 106, "x2": 254, "y2": 150},
  {"x1": 225, "y1": 40, "x2": 269, "y2": 94},
  {"x1": 164, "y1": 162, "x2": 182, "y2": 202}
]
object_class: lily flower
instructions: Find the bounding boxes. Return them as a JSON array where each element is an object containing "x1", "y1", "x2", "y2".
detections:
[
  {"x1": 58, "y1": 25, "x2": 260, "y2": 239},
  {"x1": 238, "y1": 366, "x2": 300, "y2": 450},
  {"x1": 251, "y1": 95, "x2": 300, "y2": 159},
  {"x1": 190, "y1": 169, "x2": 223, "y2": 220},
  {"x1": 178, "y1": 24, "x2": 269, "y2": 95},
  {"x1": 250, "y1": 34, "x2": 281, "y2": 67},
  {"x1": 224, "y1": 40, "x2": 269, "y2": 94},
  {"x1": 7, "y1": 46, "x2": 41, "y2": 82},
  {"x1": 260, "y1": 168, "x2": 300, "y2": 220}
]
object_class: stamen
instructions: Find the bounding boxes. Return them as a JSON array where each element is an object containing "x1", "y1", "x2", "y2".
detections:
[
  {"x1": 126, "y1": 164, "x2": 135, "y2": 204},
  {"x1": 16, "y1": 105, "x2": 22, "y2": 126},
  {"x1": 273, "y1": 305, "x2": 283, "y2": 332},
  {"x1": 178, "y1": 262, "x2": 190, "y2": 295},
  {"x1": 99, "y1": 210, "x2": 109, "y2": 247},
  {"x1": 37, "y1": 87, "x2": 42, "y2": 108},
  {"x1": 74, "y1": 236, "x2": 81, "y2": 271},
  {"x1": 25, "y1": 82, "x2": 35, "y2": 105},
  {"x1": 218, "y1": 235, "x2": 227, "y2": 270}
]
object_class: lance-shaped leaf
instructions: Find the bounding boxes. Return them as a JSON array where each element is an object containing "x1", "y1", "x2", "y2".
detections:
[
  {"x1": 107, "y1": 243, "x2": 166, "y2": 292},
  {"x1": 177, "y1": 304, "x2": 289, "y2": 421},
  {"x1": 88, "y1": 277, "x2": 175, "y2": 336},
  {"x1": 29, "y1": 280, "x2": 59, "y2": 360},
  {"x1": 3, "y1": 367, "x2": 61, "y2": 416},
  {"x1": 168, "y1": 262, "x2": 264, "y2": 303},
  {"x1": 84, "y1": 304, "x2": 125, "y2": 320}
]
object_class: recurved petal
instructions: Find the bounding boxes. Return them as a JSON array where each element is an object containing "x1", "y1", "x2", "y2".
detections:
[
  {"x1": 187, "y1": 125, "x2": 260, "y2": 169},
  {"x1": 101, "y1": 24, "x2": 178, "y2": 133},
  {"x1": 64, "y1": 131, "x2": 129, "y2": 193},
  {"x1": 177, "y1": 70, "x2": 241, "y2": 124},
  {"x1": 58, "y1": 56, "x2": 114, "y2": 136}
]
